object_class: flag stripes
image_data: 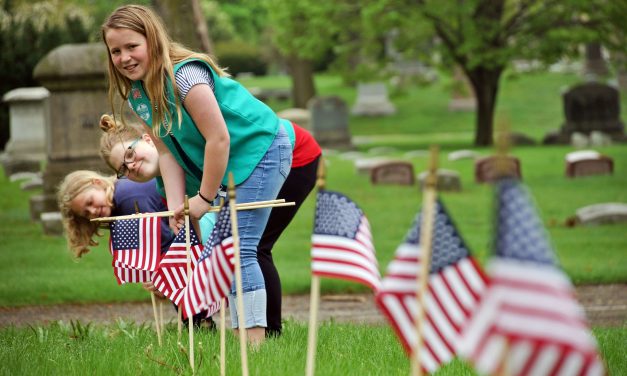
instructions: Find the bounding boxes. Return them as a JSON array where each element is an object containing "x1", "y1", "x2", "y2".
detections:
[
  {"x1": 311, "y1": 190, "x2": 381, "y2": 291},
  {"x1": 459, "y1": 178, "x2": 605, "y2": 376},
  {"x1": 375, "y1": 199, "x2": 488, "y2": 373},
  {"x1": 152, "y1": 226, "x2": 204, "y2": 305},
  {"x1": 109, "y1": 217, "x2": 161, "y2": 285}
]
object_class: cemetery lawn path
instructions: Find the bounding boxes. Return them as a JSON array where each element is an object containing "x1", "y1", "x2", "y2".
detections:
[{"x1": 1, "y1": 284, "x2": 625, "y2": 328}]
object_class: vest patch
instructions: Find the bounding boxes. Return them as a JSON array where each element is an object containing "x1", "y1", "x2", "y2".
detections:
[{"x1": 135, "y1": 103, "x2": 150, "y2": 121}]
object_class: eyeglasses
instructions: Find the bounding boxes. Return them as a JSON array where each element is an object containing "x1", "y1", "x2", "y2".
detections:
[{"x1": 116, "y1": 137, "x2": 141, "y2": 179}]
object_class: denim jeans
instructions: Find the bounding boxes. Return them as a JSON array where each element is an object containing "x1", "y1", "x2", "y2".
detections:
[{"x1": 226, "y1": 125, "x2": 291, "y2": 328}]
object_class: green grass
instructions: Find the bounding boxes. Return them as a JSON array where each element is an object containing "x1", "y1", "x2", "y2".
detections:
[
  {"x1": 1, "y1": 71, "x2": 626, "y2": 305},
  {"x1": 0, "y1": 321, "x2": 624, "y2": 375}
]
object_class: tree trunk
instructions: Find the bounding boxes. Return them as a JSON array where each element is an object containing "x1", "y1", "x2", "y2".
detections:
[
  {"x1": 287, "y1": 55, "x2": 316, "y2": 109},
  {"x1": 190, "y1": 0, "x2": 214, "y2": 55},
  {"x1": 467, "y1": 67, "x2": 503, "y2": 146}
]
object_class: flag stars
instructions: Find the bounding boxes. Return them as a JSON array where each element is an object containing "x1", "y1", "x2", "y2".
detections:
[{"x1": 314, "y1": 191, "x2": 362, "y2": 238}]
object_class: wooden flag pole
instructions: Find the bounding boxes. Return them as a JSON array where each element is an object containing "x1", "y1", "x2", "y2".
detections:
[
  {"x1": 90, "y1": 199, "x2": 291, "y2": 222},
  {"x1": 229, "y1": 173, "x2": 249, "y2": 376},
  {"x1": 136, "y1": 200, "x2": 163, "y2": 347},
  {"x1": 184, "y1": 195, "x2": 195, "y2": 373},
  {"x1": 305, "y1": 158, "x2": 326, "y2": 376},
  {"x1": 410, "y1": 146, "x2": 439, "y2": 376},
  {"x1": 220, "y1": 297, "x2": 226, "y2": 376},
  {"x1": 151, "y1": 292, "x2": 163, "y2": 346}
]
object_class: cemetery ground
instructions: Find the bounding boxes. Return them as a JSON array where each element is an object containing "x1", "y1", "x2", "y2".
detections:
[{"x1": 1, "y1": 71, "x2": 626, "y2": 374}]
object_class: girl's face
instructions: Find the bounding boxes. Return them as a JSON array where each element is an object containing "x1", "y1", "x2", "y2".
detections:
[
  {"x1": 70, "y1": 185, "x2": 111, "y2": 220},
  {"x1": 105, "y1": 27, "x2": 149, "y2": 81},
  {"x1": 109, "y1": 134, "x2": 160, "y2": 182}
]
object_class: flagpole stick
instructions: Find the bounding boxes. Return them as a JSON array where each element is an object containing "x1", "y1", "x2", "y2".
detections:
[
  {"x1": 184, "y1": 195, "x2": 195, "y2": 373},
  {"x1": 159, "y1": 299, "x2": 164, "y2": 337},
  {"x1": 305, "y1": 275, "x2": 320, "y2": 376},
  {"x1": 151, "y1": 292, "x2": 163, "y2": 346},
  {"x1": 90, "y1": 200, "x2": 289, "y2": 222},
  {"x1": 220, "y1": 297, "x2": 226, "y2": 376},
  {"x1": 178, "y1": 303, "x2": 183, "y2": 340},
  {"x1": 306, "y1": 158, "x2": 326, "y2": 376},
  {"x1": 228, "y1": 173, "x2": 249, "y2": 376},
  {"x1": 411, "y1": 146, "x2": 439, "y2": 376}
]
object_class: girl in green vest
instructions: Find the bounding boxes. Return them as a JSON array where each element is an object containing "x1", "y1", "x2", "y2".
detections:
[{"x1": 102, "y1": 4, "x2": 292, "y2": 345}]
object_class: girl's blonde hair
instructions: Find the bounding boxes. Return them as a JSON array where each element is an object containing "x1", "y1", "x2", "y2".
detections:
[
  {"x1": 99, "y1": 113, "x2": 143, "y2": 172},
  {"x1": 101, "y1": 4, "x2": 228, "y2": 137},
  {"x1": 57, "y1": 170, "x2": 116, "y2": 258}
]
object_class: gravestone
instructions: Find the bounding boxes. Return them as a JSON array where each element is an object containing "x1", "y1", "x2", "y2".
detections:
[
  {"x1": 351, "y1": 82, "x2": 396, "y2": 116},
  {"x1": 448, "y1": 66, "x2": 476, "y2": 112},
  {"x1": 417, "y1": 169, "x2": 462, "y2": 192},
  {"x1": 276, "y1": 108, "x2": 311, "y2": 130},
  {"x1": 309, "y1": 96, "x2": 353, "y2": 149},
  {"x1": 370, "y1": 161, "x2": 415, "y2": 186},
  {"x1": 448, "y1": 149, "x2": 481, "y2": 161},
  {"x1": 30, "y1": 43, "x2": 110, "y2": 231},
  {"x1": 543, "y1": 82, "x2": 625, "y2": 144},
  {"x1": 1, "y1": 87, "x2": 49, "y2": 175},
  {"x1": 474, "y1": 155, "x2": 522, "y2": 183},
  {"x1": 354, "y1": 157, "x2": 393, "y2": 175},
  {"x1": 575, "y1": 203, "x2": 627, "y2": 225},
  {"x1": 564, "y1": 150, "x2": 613, "y2": 178}
]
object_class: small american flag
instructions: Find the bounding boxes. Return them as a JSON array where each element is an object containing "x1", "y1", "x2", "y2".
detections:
[
  {"x1": 109, "y1": 217, "x2": 161, "y2": 284},
  {"x1": 459, "y1": 178, "x2": 605, "y2": 376},
  {"x1": 311, "y1": 189, "x2": 381, "y2": 291},
  {"x1": 375, "y1": 199, "x2": 488, "y2": 373},
  {"x1": 181, "y1": 205, "x2": 236, "y2": 319},
  {"x1": 152, "y1": 225, "x2": 204, "y2": 305}
]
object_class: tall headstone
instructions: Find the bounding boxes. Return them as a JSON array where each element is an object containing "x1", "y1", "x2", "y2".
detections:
[
  {"x1": 308, "y1": 96, "x2": 353, "y2": 149},
  {"x1": 543, "y1": 82, "x2": 625, "y2": 144},
  {"x1": 30, "y1": 43, "x2": 110, "y2": 225},
  {"x1": 1, "y1": 87, "x2": 49, "y2": 175},
  {"x1": 351, "y1": 82, "x2": 396, "y2": 116}
]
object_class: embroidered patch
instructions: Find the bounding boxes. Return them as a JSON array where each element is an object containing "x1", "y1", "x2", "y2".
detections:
[
  {"x1": 136, "y1": 103, "x2": 150, "y2": 121},
  {"x1": 132, "y1": 88, "x2": 142, "y2": 99}
]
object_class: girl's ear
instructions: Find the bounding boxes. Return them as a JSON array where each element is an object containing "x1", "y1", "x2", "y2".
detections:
[
  {"x1": 142, "y1": 133, "x2": 154, "y2": 145},
  {"x1": 91, "y1": 178, "x2": 105, "y2": 188}
]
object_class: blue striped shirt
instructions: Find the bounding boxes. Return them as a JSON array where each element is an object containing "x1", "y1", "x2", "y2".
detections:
[{"x1": 175, "y1": 62, "x2": 215, "y2": 102}]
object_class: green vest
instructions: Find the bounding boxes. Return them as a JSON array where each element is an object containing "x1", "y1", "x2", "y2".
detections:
[{"x1": 127, "y1": 59, "x2": 280, "y2": 196}]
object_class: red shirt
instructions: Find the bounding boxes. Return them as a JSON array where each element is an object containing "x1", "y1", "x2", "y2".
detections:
[{"x1": 292, "y1": 123, "x2": 322, "y2": 168}]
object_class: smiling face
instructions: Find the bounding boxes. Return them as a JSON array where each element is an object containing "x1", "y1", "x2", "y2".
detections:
[
  {"x1": 70, "y1": 185, "x2": 112, "y2": 220},
  {"x1": 105, "y1": 27, "x2": 150, "y2": 81},
  {"x1": 108, "y1": 134, "x2": 160, "y2": 182}
]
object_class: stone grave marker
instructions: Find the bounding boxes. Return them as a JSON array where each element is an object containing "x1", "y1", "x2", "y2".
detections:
[
  {"x1": 543, "y1": 82, "x2": 625, "y2": 144},
  {"x1": 575, "y1": 203, "x2": 627, "y2": 225},
  {"x1": 354, "y1": 157, "x2": 393, "y2": 175},
  {"x1": 474, "y1": 155, "x2": 522, "y2": 183},
  {"x1": 370, "y1": 161, "x2": 415, "y2": 186},
  {"x1": 30, "y1": 43, "x2": 110, "y2": 231},
  {"x1": 1, "y1": 87, "x2": 49, "y2": 175},
  {"x1": 565, "y1": 150, "x2": 613, "y2": 178},
  {"x1": 417, "y1": 169, "x2": 462, "y2": 192},
  {"x1": 448, "y1": 149, "x2": 481, "y2": 161},
  {"x1": 276, "y1": 108, "x2": 311, "y2": 130},
  {"x1": 351, "y1": 82, "x2": 396, "y2": 116},
  {"x1": 309, "y1": 96, "x2": 353, "y2": 149}
]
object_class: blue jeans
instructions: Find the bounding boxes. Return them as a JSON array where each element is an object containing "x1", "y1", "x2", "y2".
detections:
[{"x1": 226, "y1": 126, "x2": 291, "y2": 327}]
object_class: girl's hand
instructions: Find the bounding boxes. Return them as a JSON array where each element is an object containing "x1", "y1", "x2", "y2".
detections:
[{"x1": 172, "y1": 195, "x2": 211, "y2": 228}]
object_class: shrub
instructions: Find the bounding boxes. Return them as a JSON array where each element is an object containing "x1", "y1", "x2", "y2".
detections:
[{"x1": 214, "y1": 40, "x2": 268, "y2": 77}]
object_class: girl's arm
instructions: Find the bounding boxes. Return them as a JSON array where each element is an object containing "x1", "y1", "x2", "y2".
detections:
[{"x1": 182, "y1": 83, "x2": 230, "y2": 221}]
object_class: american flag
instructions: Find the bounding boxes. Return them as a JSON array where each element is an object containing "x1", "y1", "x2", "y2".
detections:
[
  {"x1": 152, "y1": 225, "x2": 204, "y2": 305},
  {"x1": 311, "y1": 189, "x2": 381, "y2": 291},
  {"x1": 459, "y1": 178, "x2": 605, "y2": 376},
  {"x1": 109, "y1": 217, "x2": 161, "y2": 284},
  {"x1": 375, "y1": 199, "x2": 488, "y2": 373},
  {"x1": 181, "y1": 205, "x2": 236, "y2": 319}
]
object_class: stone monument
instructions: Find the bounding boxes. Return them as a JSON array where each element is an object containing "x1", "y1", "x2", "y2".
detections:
[
  {"x1": 308, "y1": 96, "x2": 353, "y2": 149},
  {"x1": 1, "y1": 87, "x2": 49, "y2": 175},
  {"x1": 30, "y1": 43, "x2": 110, "y2": 232},
  {"x1": 351, "y1": 82, "x2": 396, "y2": 116},
  {"x1": 543, "y1": 82, "x2": 625, "y2": 144}
]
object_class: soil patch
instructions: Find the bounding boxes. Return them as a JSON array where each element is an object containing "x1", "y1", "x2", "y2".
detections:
[{"x1": 1, "y1": 284, "x2": 625, "y2": 328}]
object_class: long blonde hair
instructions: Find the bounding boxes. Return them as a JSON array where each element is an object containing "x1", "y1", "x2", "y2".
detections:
[
  {"x1": 57, "y1": 170, "x2": 116, "y2": 258},
  {"x1": 99, "y1": 114, "x2": 143, "y2": 172},
  {"x1": 101, "y1": 4, "x2": 228, "y2": 137}
]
